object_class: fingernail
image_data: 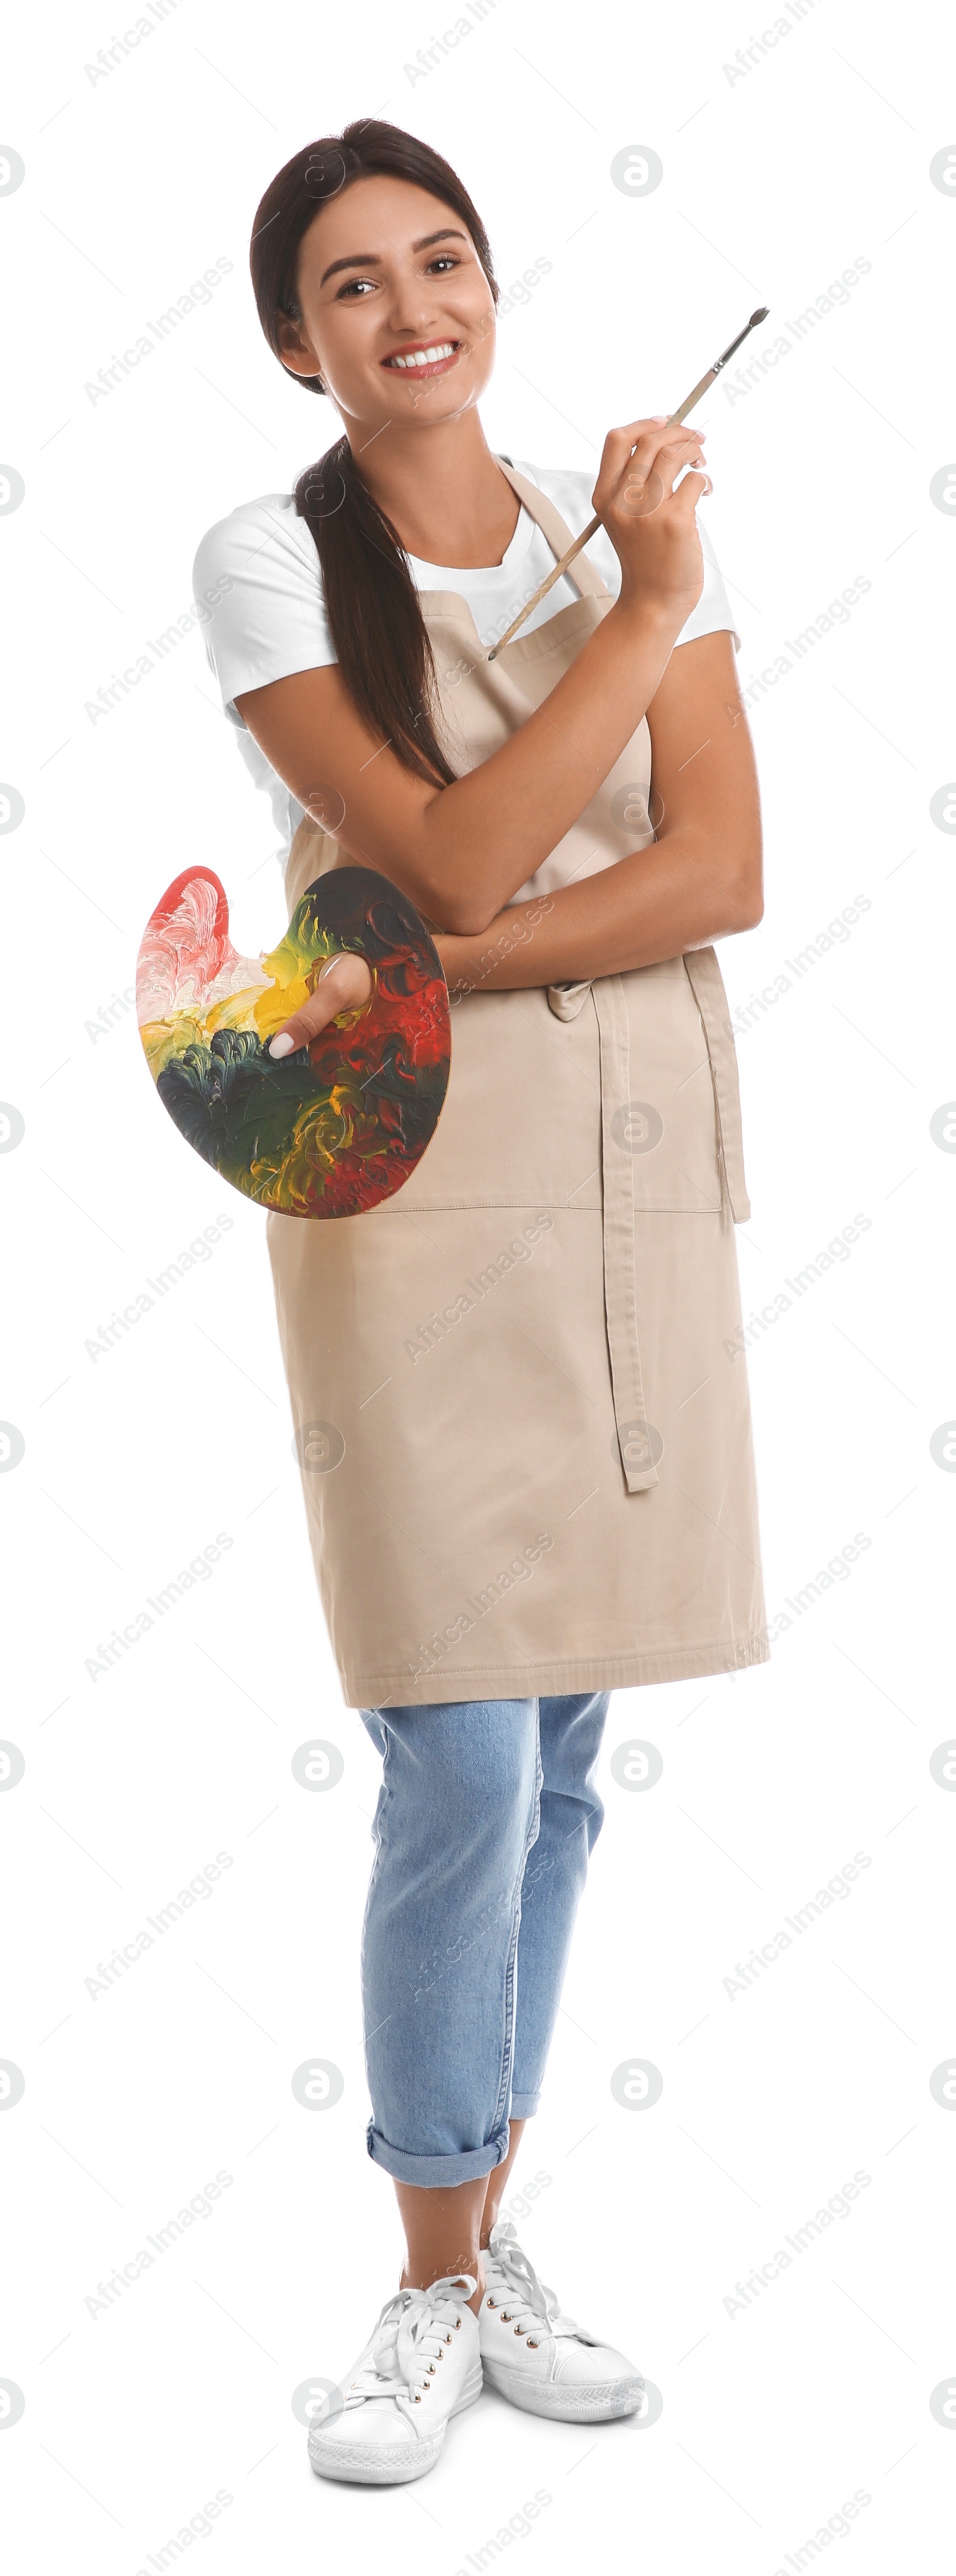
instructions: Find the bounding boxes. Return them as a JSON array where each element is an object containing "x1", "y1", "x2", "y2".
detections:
[
  {"x1": 268, "y1": 1031, "x2": 296, "y2": 1059},
  {"x1": 652, "y1": 413, "x2": 669, "y2": 422}
]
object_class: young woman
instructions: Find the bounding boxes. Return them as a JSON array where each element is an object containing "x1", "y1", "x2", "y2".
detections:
[{"x1": 194, "y1": 119, "x2": 768, "y2": 2486}]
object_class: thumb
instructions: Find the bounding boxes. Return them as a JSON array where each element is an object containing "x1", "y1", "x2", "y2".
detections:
[{"x1": 268, "y1": 951, "x2": 373, "y2": 1058}]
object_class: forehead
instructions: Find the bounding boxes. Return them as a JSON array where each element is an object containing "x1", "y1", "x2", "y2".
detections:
[{"x1": 300, "y1": 172, "x2": 466, "y2": 277}]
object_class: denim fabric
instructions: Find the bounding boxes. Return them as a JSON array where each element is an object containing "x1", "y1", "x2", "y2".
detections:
[{"x1": 357, "y1": 1694, "x2": 609, "y2": 2187}]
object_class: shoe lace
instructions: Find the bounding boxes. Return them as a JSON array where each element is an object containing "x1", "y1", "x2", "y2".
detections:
[
  {"x1": 483, "y1": 2221, "x2": 580, "y2": 2344},
  {"x1": 345, "y1": 2273, "x2": 476, "y2": 2407}
]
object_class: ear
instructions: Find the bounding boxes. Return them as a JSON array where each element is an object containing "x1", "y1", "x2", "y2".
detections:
[{"x1": 276, "y1": 313, "x2": 323, "y2": 387}]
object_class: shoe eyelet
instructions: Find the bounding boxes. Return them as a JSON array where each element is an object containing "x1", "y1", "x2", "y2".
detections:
[
  {"x1": 486, "y1": 2297, "x2": 497, "y2": 2308},
  {"x1": 528, "y1": 2339, "x2": 539, "y2": 2348},
  {"x1": 514, "y1": 2326, "x2": 525, "y2": 2336},
  {"x1": 454, "y1": 2317, "x2": 461, "y2": 2329}
]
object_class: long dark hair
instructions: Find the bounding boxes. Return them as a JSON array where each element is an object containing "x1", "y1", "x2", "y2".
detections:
[{"x1": 250, "y1": 121, "x2": 500, "y2": 788}]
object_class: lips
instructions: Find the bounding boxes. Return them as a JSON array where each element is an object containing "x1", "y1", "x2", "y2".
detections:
[{"x1": 381, "y1": 340, "x2": 461, "y2": 377}]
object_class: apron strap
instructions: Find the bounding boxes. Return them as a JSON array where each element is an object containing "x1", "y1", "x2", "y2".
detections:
[
  {"x1": 490, "y1": 466, "x2": 752, "y2": 1233},
  {"x1": 494, "y1": 459, "x2": 611, "y2": 604},
  {"x1": 593, "y1": 975, "x2": 660, "y2": 1494}
]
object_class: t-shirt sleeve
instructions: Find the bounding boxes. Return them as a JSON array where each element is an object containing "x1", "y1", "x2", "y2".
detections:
[
  {"x1": 191, "y1": 494, "x2": 335, "y2": 720},
  {"x1": 522, "y1": 462, "x2": 741, "y2": 653},
  {"x1": 675, "y1": 515, "x2": 740, "y2": 653}
]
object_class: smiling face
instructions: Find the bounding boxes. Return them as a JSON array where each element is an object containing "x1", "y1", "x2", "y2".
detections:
[{"x1": 276, "y1": 172, "x2": 498, "y2": 432}]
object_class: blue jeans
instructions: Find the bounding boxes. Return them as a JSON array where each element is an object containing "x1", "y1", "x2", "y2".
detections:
[{"x1": 357, "y1": 1694, "x2": 609, "y2": 2187}]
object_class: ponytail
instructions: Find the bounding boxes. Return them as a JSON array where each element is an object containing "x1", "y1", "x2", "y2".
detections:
[{"x1": 294, "y1": 434, "x2": 456, "y2": 789}]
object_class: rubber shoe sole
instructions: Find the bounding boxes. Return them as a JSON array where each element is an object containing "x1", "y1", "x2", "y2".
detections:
[
  {"x1": 308, "y1": 2363, "x2": 483, "y2": 2485},
  {"x1": 480, "y1": 2355, "x2": 644, "y2": 2423}
]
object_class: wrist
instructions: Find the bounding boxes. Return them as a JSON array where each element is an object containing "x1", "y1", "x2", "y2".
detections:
[
  {"x1": 434, "y1": 933, "x2": 476, "y2": 1001},
  {"x1": 611, "y1": 588, "x2": 684, "y2": 647}
]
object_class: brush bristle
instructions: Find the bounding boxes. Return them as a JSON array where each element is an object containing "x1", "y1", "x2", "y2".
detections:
[{"x1": 750, "y1": 305, "x2": 770, "y2": 324}]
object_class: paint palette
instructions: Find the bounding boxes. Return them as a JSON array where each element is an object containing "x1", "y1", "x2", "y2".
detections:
[{"x1": 136, "y1": 864, "x2": 451, "y2": 1218}]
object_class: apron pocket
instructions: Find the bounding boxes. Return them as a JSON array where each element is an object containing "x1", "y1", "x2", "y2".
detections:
[{"x1": 379, "y1": 982, "x2": 603, "y2": 1212}]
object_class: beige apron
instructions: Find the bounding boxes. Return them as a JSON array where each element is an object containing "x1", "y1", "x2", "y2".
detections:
[{"x1": 266, "y1": 462, "x2": 768, "y2": 1706}]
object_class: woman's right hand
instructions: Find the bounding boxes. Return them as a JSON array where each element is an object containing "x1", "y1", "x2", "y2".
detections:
[{"x1": 592, "y1": 417, "x2": 712, "y2": 631}]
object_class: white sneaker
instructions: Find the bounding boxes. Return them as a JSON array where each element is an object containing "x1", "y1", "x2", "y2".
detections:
[
  {"x1": 308, "y1": 2272, "x2": 483, "y2": 2485},
  {"x1": 479, "y1": 2220, "x2": 644, "y2": 2423}
]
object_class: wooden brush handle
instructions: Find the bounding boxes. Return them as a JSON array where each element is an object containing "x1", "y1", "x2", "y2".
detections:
[{"x1": 488, "y1": 374, "x2": 716, "y2": 660}]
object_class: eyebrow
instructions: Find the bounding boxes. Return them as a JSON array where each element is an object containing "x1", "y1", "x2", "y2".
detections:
[{"x1": 319, "y1": 228, "x2": 469, "y2": 288}]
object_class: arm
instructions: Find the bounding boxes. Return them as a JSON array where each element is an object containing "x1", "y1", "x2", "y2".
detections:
[
  {"x1": 236, "y1": 417, "x2": 709, "y2": 947},
  {"x1": 434, "y1": 630, "x2": 763, "y2": 997}
]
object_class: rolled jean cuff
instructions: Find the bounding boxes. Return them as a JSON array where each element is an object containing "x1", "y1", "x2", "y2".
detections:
[
  {"x1": 366, "y1": 2117, "x2": 511, "y2": 2188},
  {"x1": 507, "y1": 2090, "x2": 540, "y2": 2119}
]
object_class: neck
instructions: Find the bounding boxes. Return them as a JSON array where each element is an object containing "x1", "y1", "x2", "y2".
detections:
[{"x1": 338, "y1": 405, "x2": 517, "y2": 567}]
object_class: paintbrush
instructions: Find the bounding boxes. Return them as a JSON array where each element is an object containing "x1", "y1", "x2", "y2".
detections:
[{"x1": 486, "y1": 306, "x2": 769, "y2": 659}]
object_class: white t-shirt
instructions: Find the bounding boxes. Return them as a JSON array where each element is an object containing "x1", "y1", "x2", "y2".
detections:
[{"x1": 193, "y1": 460, "x2": 740, "y2": 867}]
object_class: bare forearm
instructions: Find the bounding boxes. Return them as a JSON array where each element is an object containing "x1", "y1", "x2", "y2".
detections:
[
  {"x1": 416, "y1": 597, "x2": 679, "y2": 931},
  {"x1": 240, "y1": 422, "x2": 717, "y2": 943},
  {"x1": 435, "y1": 829, "x2": 763, "y2": 996}
]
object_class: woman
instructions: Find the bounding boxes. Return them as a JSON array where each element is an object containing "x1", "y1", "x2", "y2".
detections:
[{"x1": 194, "y1": 119, "x2": 767, "y2": 2486}]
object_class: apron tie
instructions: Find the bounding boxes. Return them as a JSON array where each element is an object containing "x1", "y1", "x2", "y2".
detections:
[
  {"x1": 593, "y1": 976, "x2": 660, "y2": 1494},
  {"x1": 682, "y1": 951, "x2": 751, "y2": 1221}
]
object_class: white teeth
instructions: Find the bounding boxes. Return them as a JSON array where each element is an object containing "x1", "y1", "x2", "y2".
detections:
[{"x1": 387, "y1": 342, "x2": 456, "y2": 369}]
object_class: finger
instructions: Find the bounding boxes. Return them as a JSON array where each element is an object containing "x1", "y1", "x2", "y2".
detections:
[
  {"x1": 668, "y1": 466, "x2": 713, "y2": 508},
  {"x1": 600, "y1": 416, "x2": 706, "y2": 451},
  {"x1": 621, "y1": 427, "x2": 707, "y2": 485},
  {"x1": 596, "y1": 425, "x2": 706, "y2": 511},
  {"x1": 672, "y1": 462, "x2": 713, "y2": 496},
  {"x1": 599, "y1": 420, "x2": 707, "y2": 473},
  {"x1": 593, "y1": 422, "x2": 691, "y2": 496},
  {"x1": 620, "y1": 460, "x2": 712, "y2": 531},
  {"x1": 268, "y1": 954, "x2": 372, "y2": 1057},
  {"x1": 617, "y1": 429, "x2": 709, "y2": 520}
]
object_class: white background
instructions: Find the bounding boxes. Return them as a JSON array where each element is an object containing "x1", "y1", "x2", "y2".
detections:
[{"x1": 2, "y1": 0, "x2": 952, "y2": 2568}]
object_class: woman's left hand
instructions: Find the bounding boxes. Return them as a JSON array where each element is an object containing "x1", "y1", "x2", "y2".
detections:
[{"x1": 268, "y1": 952, "x2": 373, "y2": 1058}]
